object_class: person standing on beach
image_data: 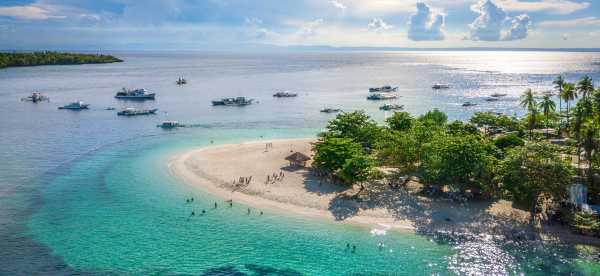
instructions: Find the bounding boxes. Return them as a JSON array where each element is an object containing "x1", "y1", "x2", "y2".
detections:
[{"x1": 214, "y1": 202, "x2": 218, "y2": 209}]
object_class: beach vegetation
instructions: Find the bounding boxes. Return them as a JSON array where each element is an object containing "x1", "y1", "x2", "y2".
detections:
[{"x1": 322, "y1": 111, "x2": 381, "y2": 151}]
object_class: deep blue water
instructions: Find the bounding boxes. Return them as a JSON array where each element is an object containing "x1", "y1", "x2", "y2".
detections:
[{"x1": 1, "y1": 51, "x2": 600, "y2": 275}]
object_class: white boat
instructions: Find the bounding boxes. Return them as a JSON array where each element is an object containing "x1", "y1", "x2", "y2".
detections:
[
  {"x1": 367, "y1": 93, "x2": 398, "y2": 100},
  {"x1": 176, "y1": 77, "x2": 187, "y2": 85},
  {"x1": 369, "y1": 86, "x2": 398, "y2": 93},
  {"x1": 117, "y1": 108, "x2": 158, "y2": 116},
  {"x1": 115, "y1": 88, "x2": 156, "y2": 100},
  {"x1": 320, "y1": 108, "x2": 341, "y2": 113},
  {"x1": 432, "y1": 84, "x2": 450, "y2": 89},
  {"x1": 21, "y1": 92, "x2": 49, "y2": 103},
  {"x1": 58, "y1": 101, "x2": 89, "y2": 110},
  {"x1": 211, "y1": 97, "x2": 254, "y2": 106}
]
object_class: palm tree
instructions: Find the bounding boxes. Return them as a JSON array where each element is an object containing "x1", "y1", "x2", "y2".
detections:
[
  {"x1": 553, "y1": 75, "x2": 564, "y2": 123},
  {"x1": 520, "y1": 88, "x2": 537, "y2": 111},
  {"x1": 577, "y1": 75, "x2": 594, "y2": 100},
  {"x1": 581, "y1": 119, "x2": 599, "y2": 189},
  {"x1": 561, "y1": 82, "x2": 577, "y2": 129},
  {"x1": 539, "y1": 93, "x2": 556, "y2": 138}
]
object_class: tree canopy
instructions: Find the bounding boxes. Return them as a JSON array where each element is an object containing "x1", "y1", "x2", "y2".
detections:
[{"x1": 0, "y1": 52, "x2": 122, "y2": 69}]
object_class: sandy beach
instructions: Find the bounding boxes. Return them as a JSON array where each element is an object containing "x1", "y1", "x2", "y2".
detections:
[{"x1": 169, "y1": 138, "x2": 600, "y2": 246}]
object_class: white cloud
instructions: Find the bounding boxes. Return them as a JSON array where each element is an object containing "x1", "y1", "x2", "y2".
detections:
[
  {"x1": 368, "y1": 18, "x2": 393, "y2": 32},
  {"x1": 539, "y1": 17, "x2": 600, "y2": 28},
  {"x1": 0, "y1": 4, "x2": 65, "y2": 20},
  {"x1": 496, "y1": 0, "x2": 590, "y2": 15},
  {"x1": 468, "y1": 0, "x2": 531, "y2": 41},
  {"x1": 330, "y1": 0, "x2": 347, "y2": 11},
  {"x1": 408, "y1": 2, "x2": 445, "y2": 41},
  {"x1": 296, "y1": 19, "x2": 324, "y2": 38}
]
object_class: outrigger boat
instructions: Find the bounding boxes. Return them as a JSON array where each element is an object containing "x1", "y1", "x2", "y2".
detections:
[
  {"x1": 367, "y1": 93, "x2": 398, "y2": 100},
  {"x1": 117, "y1": 108, "x2": 158, "y2": 116},
  {"x1": 379, "y1": 104, "x2": 404, "y2": 111},
  {"x1": 115, "y1": 88, "x2": 155, "y2": 100},
  {"x1": 211, "y1": 97, "x2": 254, "y2": 106},
  {"x1": 490, "y1": 93, "x2": 507, "y2": 98},
  {"x1": 369, "y1": 86, "x2": 398, "y2": 93},
  {"x1": 462, "y1": 102, "x2": 477, "y2": 107},
  {"x1": 158, "y1": 121, "x2": 181, "y2": 129},
  {"x1": 432, "y1": 84, "x2": 450, "y2": 89},
  {"x1": 176, "y1": 77, "x2": 187, "y2": 85},
  {"x1": 320, "y1": 108, "x2": 341, "y2": 113},
  {"x1": 58, "y1": 101, "x2": 89, "y2": 110},
  {"x1": 273, "y1": 91, "x2": 298, "y2": 98},
  {"x1": 21, "y1": 92, "x2": 49, "y2": 103}
]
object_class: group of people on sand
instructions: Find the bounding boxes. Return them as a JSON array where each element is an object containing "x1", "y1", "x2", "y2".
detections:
[
  {"x1": 186, "y1": 198, "x2": 263, "y2": 218},
  {"x1": 234, "y1": 176, "x2": 252, "y2": 185},
  {"x1": 265, "y1": 171, "x2": 285, "y2": 184}
]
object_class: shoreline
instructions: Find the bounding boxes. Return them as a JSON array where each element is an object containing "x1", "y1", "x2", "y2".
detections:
[{"x1": 168, "y1": 138, "x2": 600, "y2": 247}]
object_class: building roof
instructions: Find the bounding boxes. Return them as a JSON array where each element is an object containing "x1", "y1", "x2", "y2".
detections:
[{"x1": 285, "y1": 152, "x2": 311, "y2": 162}]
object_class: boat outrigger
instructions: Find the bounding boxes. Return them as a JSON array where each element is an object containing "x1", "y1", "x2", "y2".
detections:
[
  {"x1": 58, "y1": 101, "x2": 89, "y2": 110},
  {"x1": 273, "y1": 91, "x2": 298, "y2": 98},
  {"x1": 176, "y1": 77, "x2": 187, "y2": 85},
  {"x1": 115, "y1": 88, "x2": 155, "y2": 100},
  {"x1": 367, "y1": 93, "x2": 398, "y2": 100},
  {"x1": 432, "y1": 84, "x2": 450, "y2": 89},
  {"x1": 21, "y1": 92, "x2": 49, "y2": 103},
  {"x1": 117, "y1": 108, "x2": 158, "y2": 116},
  {"x1": 379, "y1": 104, "x2": 404, "y2": 111},
  {"x1": 211, "y1": 97, "x2": 254, "y2": 106}
]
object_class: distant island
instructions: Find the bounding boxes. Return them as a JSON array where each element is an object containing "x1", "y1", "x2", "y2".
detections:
[{"x1": 0, "y1": 52, "x2": 123, "y2": 69}]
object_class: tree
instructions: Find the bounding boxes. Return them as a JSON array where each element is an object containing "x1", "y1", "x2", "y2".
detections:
[
  {"x1": 421, "y1": 134, "x2": 496, "y2": 192},
  {"x1": 376, "y1": 129, "x2": 420, "y2": 173},
  {"x1": 418, "y1": 108, "x2": 447, "y2": 127},
  {"x1": 577, "y1": 75, "x2": 595, "y2": 100},
  {"x1": 539, "y1": 93, "x2": 556, "y2": 138},
  {"x1": 494, "y1": 134, "x2": 524, "y2": 151},
  {"x1": 323, "y1": 111, "x2": 381, "y2": 150},
  {"x1": 553, "y1": 75, "x2": 565, "y2": 125},
  {"x1": 470, "y1": 112, "x2": 498, "y2": 134},
  {"x1": 338, "y1": 153, "x2": 380, "y2": 196},
  {"x1": 498, "y1": 143, "x2": 573, "y2": 224},
  {"x1": 312, "y1": 137, "x2": 363, "y2": 175},
  {"x1": 520, "y1": 88, "x2": 537, "y2": 111},
  {"x1": 386, "y1": 112, "x2": 414, "y2": 131},
  {"x1": 561, "y1": 82, "x2": 577, "y2": 129}
]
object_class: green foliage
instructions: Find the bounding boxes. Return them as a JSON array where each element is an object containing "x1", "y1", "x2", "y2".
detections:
[
  {"x1": 570, "y1": 212, "x2": 600, "y2": 235},
  {"x1": 421, "y1": 134, "x2": 496, "y2": 192},
  {"x1": 312, "y1": 137, "x2": 363, "y2": 175},
  {"x1": 386, "y1": 112, "x2": 414, "y2": 131},
  {"x1": 338, "y1": 154, "x2": 379, "y2": 184},
  {"x1": 446, "y1": 120, "x2": 479, "y2": 136},
  {"x1": 375, "y1": 130, "x2": 420, "y2": 173},
  {"x1": 494, "y1": 134, "x2": 524, "y2": 150},
  {"x1": 0, "y1": 51, "x2": 122, "y2": 69},
  {"x1": 498, "y1": 143, "x2": 573, "y2": 210},
  {"x1": 323, "y1": 111, "x2": 381, "y2": 150},
  {"x1": 470, "y1": 112, "x2": 522, "y2": 133},
  {"x1": 418, "y1": 108, "x2": 447, "y2": 127}
]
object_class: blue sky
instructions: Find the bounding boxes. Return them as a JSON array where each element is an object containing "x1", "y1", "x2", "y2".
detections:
[{"x1": 0, "y1": 0, "x2": 599, "y2": 50}]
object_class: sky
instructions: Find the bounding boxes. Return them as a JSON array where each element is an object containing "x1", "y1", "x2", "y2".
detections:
[{"x1": 0, "y1": 0, "x2": 599, "y2": 50}]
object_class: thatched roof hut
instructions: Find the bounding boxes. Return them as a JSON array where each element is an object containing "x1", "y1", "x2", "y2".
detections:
[{"x1": 285, "y1": 152, "x2": 311, "y2": 167}]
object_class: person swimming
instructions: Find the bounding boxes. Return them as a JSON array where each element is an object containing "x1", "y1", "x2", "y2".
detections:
[
  {"x1": 247, "y1": 208, "x2": 251, "y2": 215},
  {"x1": 202, "y1": 209, "x2": 206, "y2": 214},
  {"x1": 260, "y1": 211, "x2": 263, "y2": 215},
  {"x1": 214, "y1": 202, "x2": 218, "y2": 209},
  {"x1": 191, "y1": 211, "x2": 195, "y2": 216}
]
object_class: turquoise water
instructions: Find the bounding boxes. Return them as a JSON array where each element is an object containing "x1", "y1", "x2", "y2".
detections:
[{"x1": 2, "y1": 51, "x2": 600, "y2": 274}]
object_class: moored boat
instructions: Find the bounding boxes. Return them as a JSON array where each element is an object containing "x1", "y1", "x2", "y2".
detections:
[
  {"x1": 432, "y1": 84, "x2": 451, "y2": 89},
  {"x1": 369, "y1": 86, "x2": 398, "y2": 93},
  {"x1": 115, "y1": 88, "x2": 155, "y2": 100},
  {"x1": 21, "y1": 92, "x2": 49, "y2": 103},
  {"x1": 367, "y1": 93, "x2": 398, "y2": 100},
  {"x1": 58, "y1": 101, "x2": 89, "y2": 110},
  {"x1": 211, "y1": 97, "x2": 254, "y2": 106},
  {"x1": 158, "y1": 121, "x2": 181, "y2": 128},
  {"x1": 379, "y1": 104, "x2": 404, "y2": 111},
  {"x1": 462, "y1": 102, "x2": 477, "y2": 107},
  {"x1": 117, "y1": 108, "x2": 158, "y2": 116},
  {"x1": 176, "y1": 77, "x2": 187, "y2": 85},
  {"x1": 273, "y1": 91, "x2": 298, "y2": 98},
  {"x1": 490, "y1": 93, "x2": 507, "y2": 98},
  {"x1": 320, "y1": 108, "x2": 341, "y2": 113},
  {"x1": 485, "y1": 98, "x2": 500, "y2": 102}
]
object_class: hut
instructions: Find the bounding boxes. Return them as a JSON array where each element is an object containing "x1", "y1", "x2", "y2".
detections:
[{"x1": 285, "y1": 152, "x2": 311, "y2": 167}]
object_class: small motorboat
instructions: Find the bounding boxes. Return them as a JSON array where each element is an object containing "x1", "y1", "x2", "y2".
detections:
[
  {"x1": 490, "y1": 93, "x2": 507, "y2": 98},
  {"x1": 273, "y1": 91, "x2": 298, "y2": 98},
  {"x1": 367, "y1": 93, "x2": 398, "y2": 100},
  {"x1": 117, "y1": 108, "x2": 158, "y2": 116},
  {"x1": 158, "y1": 121, "x2": 181, "y2": 129},
  {"x1": 485, "y1": 98, "x2": 500, "y2": 102},
  {"x1": 432, "y1": 84, "x2": 450, "y2": 89},
  {"x1": 21, "y1": 92, "x2": 49, "y2": 103},
  {"x1": 369, "y1": 86, "x2": 398, "y2": 93},
  {"x1": 462, "y1": 102, "x2": 477, "y2": 107},
  {"x1": 58, "y1": 101, "x2": 89, "y2": 110},
  {"x1": 176, "y1": 77, "x2": 187, "y2": 85},
  {"x1": 105, "y1": 107, "x2": 116, "y2": 110},
  {"x1": 320, "y1": 108, "x2": 341, "y2": 113},
  {"x1": 379, "y1": 104, "x2": 404, "y2": 111}
]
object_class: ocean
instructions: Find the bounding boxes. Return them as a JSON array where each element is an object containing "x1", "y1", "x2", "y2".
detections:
[{"x1": 1, "y1": 50, "x2": 600, "y2": 275}]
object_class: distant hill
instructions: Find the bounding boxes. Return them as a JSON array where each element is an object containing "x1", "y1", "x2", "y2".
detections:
[{"x1": 0, "y1": 52, "x2": 123, "y2": 69}]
